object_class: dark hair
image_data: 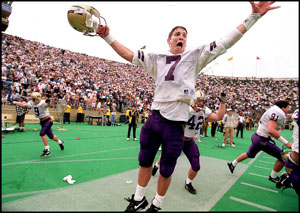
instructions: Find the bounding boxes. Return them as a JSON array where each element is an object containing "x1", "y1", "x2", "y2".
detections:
[
  {"x1": 168, "y1": 26, "x2": 188, "y2": 39},
  {"x1": 274, "y1": 100, "x2": 289, "y2": 109}
]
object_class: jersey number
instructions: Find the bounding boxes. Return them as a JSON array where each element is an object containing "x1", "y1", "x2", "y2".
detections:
[
  {"x1": 165, "y1": 55, "x2": 181, "y2": 81},
  {"x1": 271, "y1": 113, "x2": 279, "y2": 121},
  {"x1": 187, "y1": 115, "x2": 204, "y2": 130},
  {"x1": 34, "y1": 107, "x2": 40, "y2": 116}
]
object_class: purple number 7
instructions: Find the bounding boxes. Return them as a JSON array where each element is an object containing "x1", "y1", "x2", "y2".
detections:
[{"x1": 165, "y1": 55, "x2": 181, "y2": 81}]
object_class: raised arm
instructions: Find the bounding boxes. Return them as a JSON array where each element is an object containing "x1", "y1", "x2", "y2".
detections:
[
  {"x1": 237, "y1": 1, "x2": 281, "y2": 34},
  {"x1": 221, "y1": 1, "x2": 280, "y2": 50},
  {"x1": 96, "y1": 25, "x2": 134, "y2": 63},
  {"x1": 206, "y1": 92, "x2": 226, "y2": 122}
]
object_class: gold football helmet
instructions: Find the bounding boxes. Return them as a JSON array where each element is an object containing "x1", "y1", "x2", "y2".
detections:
[
  {"x1": 194, "y1": 90, "x2": 206, "y2": 110},
  {"x1": 67, "y1": 3, "x2": 107, "y2": 36},
  {"x1": 31, "y1": 92, "x2": 42, "y2": 104}
]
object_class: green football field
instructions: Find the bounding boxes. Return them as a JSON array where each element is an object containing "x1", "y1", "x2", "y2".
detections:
[{"x1": 1, "y1": 122, "x2": 298, "y2": 211}]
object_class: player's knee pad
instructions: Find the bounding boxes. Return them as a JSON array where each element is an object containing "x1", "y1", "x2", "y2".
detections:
[
  {"x1": 191, "y1": 164, "x2": 200, "y2": 172},
  {"x1": 159, "y1": 165, "x2": 174, "y2": 178}
]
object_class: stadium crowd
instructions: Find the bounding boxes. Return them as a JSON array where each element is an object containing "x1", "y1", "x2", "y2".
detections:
[{"x1": 2, "y1": 33, "x2": 299, "y2": 123}]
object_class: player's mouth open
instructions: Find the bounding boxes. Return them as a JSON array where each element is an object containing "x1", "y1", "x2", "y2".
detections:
[{"x1": 176, "y1": 42, "x2": 183, "y2": 47}]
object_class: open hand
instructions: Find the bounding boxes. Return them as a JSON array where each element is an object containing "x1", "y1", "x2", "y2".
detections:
[{"x1": 250, "y1": 1, "x2": 280, "y2": 16}]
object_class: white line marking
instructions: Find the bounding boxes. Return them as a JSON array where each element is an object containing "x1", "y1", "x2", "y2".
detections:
[
  {"x1": 261, "y1": 156, "x2": 274, "y2": 159},
  {"x1": 240, "y1": 182, "x2": 279, "y2": 193},
  {"x1": 2, "y1": 189, "x2": 58, "y2": 198},
  {"x1": 3, "y1": 157, "x2": 138, "y2": 165},
  {"x1": 248, "y1": 172, "x2": 268, "y2": 178},
  {"x1": 2, "y1": 146, "x2": 139, "y2": 166},
  {"x1": 230, "y1": 196, "x2": 277, "y2": 211},
  {"x1": 258, "y1": 160, "x2": 275, "y2": 165},
  {"x1": 254, "y1": 165, "x2": 272, "y2": 170}
]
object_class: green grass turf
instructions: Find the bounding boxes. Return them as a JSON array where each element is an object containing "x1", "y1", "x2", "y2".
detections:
[{"x1": 2, "y1": 122, "x2": 298, "y2": 211}]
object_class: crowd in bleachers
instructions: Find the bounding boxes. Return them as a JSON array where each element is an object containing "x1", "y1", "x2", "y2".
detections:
[{"x1": 2, "y1": 33, "x2": 299, "y2": 123}]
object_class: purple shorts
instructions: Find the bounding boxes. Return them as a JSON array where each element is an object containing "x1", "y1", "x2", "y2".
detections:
[
  {"x1": 285, "y1": 157, "x2": 299, "y2": 195},
  {"x1": 183, "y1": 139, "x2": 200, "y2": 172},
  {"x1": 247, "y1": 133, "x2": 283, "y2": 162},
  {"x1": 139, "y1": 110, "x2": 186, "y2": 178},
  {"x1": 39, "y1": 117, "x2": 54, "y2": 139}
]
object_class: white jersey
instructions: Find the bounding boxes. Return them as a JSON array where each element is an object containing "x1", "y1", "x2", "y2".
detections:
[
  {"x1": 184, "y1": 106, "x2": 212, "y2": 138},
  {"x1": 291, "y1": 109, "x2": 299, "y2": 153},
  {"x1": 256, "y1": 105, "x2": 286, "y2": 138},
  {"x1": 27, "y1": 100, "x2": 50, "y2": 119},
  {"x1": 132, "y1": 39, "x2": 227, "y2": 121}
]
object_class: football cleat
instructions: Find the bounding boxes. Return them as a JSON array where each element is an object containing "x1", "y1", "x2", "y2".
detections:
[
  {"x1": 268, "y1": 175, "x2": 280, "y2": 184},
  {"x1": 59, "y1": 140, "x2": 64, "y2": 150},
  {"x1": 276, "y1": 172, "x2": 293, "y2": 190},
  {"x1": 124, "y1": 194, "x2": 148, "y2": 212},
  {"x1": 185, "y1": 182, "x2": 197, "y2": 194},
  {"x1": 40, "y1": 149, "x2": 51, "y2": 157},
  {"x1": 152, "y1": 165, "x2": 159, "y2": 176},
  {"x1": 145, "y1": 204, "x2": 161, "y2": 212},
  {"x1": 227, "y1": 162, "x2": 235, "y2": 173},
  {"x1": 67, "y1": 3, "x2": 106, "y2": 36}
]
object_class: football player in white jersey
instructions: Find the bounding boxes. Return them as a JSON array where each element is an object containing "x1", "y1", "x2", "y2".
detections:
[
  {"x1": 227, "y1": 100, "x2": 293, "y2": 183},
  {"x1": 276, "y1": 109, "x2": 299, "y2": 195},
  {"x1": 97, "y1": 2, "x2": 280, "y2": 212},
  {"x1": 14, "y1": 92, "x2": 64, "y2": 157},
  {"x1": 152, "y1": 91, "x2": 226, "y2": 195}
]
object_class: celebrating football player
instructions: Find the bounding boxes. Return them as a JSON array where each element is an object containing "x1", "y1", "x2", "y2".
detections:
[
  {"x1": 152, "y1": 91, "x2": 226, "y2": 195},
  {"x1": 96, "y1": 2, "x2": 280, "y2": 212},
  {"x1": 227, "y1": 100, "x2": 293, "y2": 184},
  {"x1": 14, "y1": 92, "x2": 64, "y2": 157}
]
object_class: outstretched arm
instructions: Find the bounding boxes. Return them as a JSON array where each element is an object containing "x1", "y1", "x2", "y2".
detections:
[
  {"x1": 14, "y1": 101, "x2": 29, "y2": 107},
  {"x1": 238, "y1": 1, "x2": 281, "y2": 34},
  {"x1": 221, "y1": 1, "x2": 280, "y2": 50},
  {"x1": 96, "y1": 25, "x2": 134, "y2": 63}
]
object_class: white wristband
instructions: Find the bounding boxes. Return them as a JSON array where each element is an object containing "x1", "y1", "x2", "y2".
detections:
[
  {"x1": 242, "y1": 13, "x2": 261, "y2": 32},
  {"x1": 278, "y1": 136, "x2": 289, "y2": 145},
  {"x1": 103, "y1": 35, "x2": 115, "y2": 45}
]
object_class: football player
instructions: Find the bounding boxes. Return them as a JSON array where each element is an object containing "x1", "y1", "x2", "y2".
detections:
[
  {"x1": 14, "y1": 92, "x2": 64, "y2": 157},
  {"x1": 152, "y1": 91, "x2": 226, "y2": 195},
  {"x1": 96, "y1": 2, "x2": 280, "y2": 212},
  {"x1": 276, "y1": 109, "x2": 299, "y2": 195},
  {"x1": 227, "y1": 100, "x2": 293, "y2": 184}
]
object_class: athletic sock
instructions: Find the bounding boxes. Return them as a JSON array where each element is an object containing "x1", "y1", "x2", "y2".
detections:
[
  {"x1": 232, "y1": 159, "x2": 238, "y2": 166},
  {"x1": 134, "y1": 184, "x2": 147, "y2": 201},
  {"x1": 45, "y1": 145, "x2": 50, "y2": 150},
  {"x1": 185, "y1": 177, "x2": 192, "y2": 184},
  {"x1": 152, "y1": 193, "x2": 165, "y2": 208},
  {"x1": 271, "y1": 170, "x2": 279, "y2": 178},
  {"x1": 58, "y1": 140, "x2": 62, "y2": 144}
]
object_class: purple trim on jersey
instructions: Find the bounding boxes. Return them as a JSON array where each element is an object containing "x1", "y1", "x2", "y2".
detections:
[
  {"x1": 138, "y1": 50, "x2": 144, "y2": 62},
  {"x1": 138, "y1": 110, "x2": 185, "y2": 178},
  {"x1": 39, "y1": 117, "x2": 54, "y2": 139},
  {"x1": 183, "y1": 139, "x2": 200, "y2": 172},
  {"x1": 246, "y1": 133, "x2": 283, "y2": 162},
  {"x1": 210, "y1": 41, "x2": 217, "y2": 51},
  {"x1": 285, "y1": 157, "x2": 299, "y2": 195}
]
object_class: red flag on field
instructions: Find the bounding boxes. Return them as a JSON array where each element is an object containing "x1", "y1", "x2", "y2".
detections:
[{"x1": 256, "y1": 56, "x2": 261, "y2": 60}]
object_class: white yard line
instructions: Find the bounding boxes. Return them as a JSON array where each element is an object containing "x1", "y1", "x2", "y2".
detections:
[
  {"x1": 240, "y1": 182, "x2": 279, "y2": 193},
  {"x1": 230, "y1": 196, "x2": 277, "y2": 212}
]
